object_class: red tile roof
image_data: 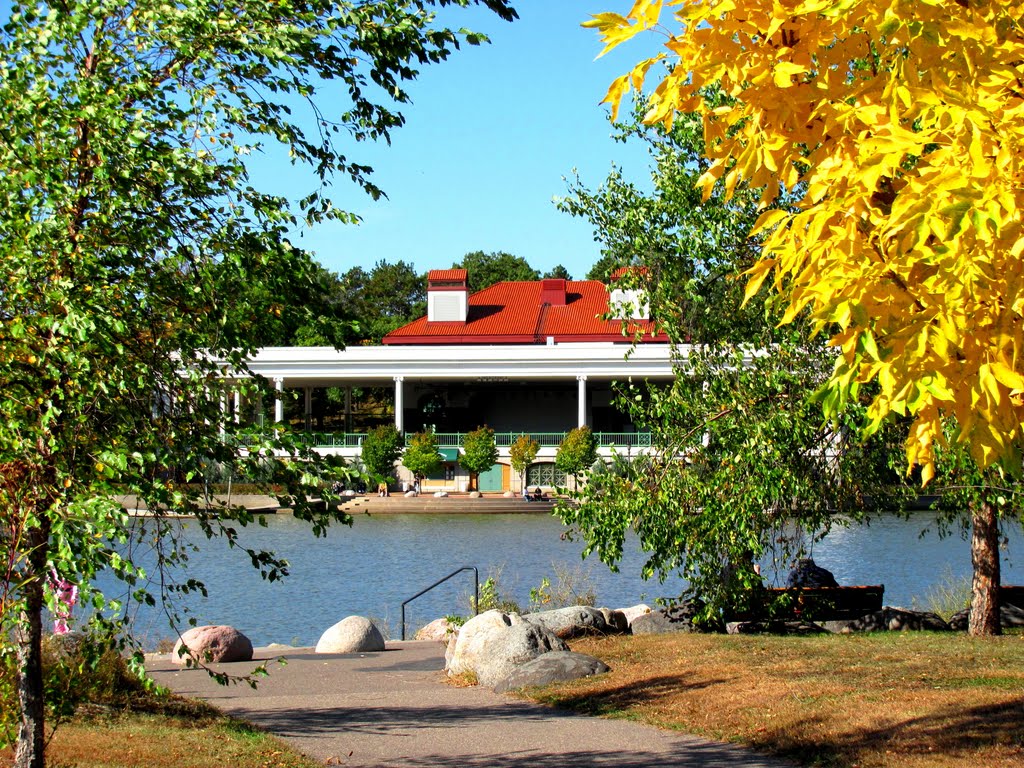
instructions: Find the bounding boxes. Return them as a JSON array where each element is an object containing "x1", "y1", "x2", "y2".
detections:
[
  {"x1": 382, "y1": 279, "x2": 667, "y2": 345},
  {"x1": 427, "y1": 269, "x2": 468, "y2": 283}
]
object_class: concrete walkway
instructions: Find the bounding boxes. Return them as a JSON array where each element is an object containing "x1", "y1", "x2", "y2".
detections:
[{"x1": 148, "y1": 640, "x2": 793, "y2": 768}]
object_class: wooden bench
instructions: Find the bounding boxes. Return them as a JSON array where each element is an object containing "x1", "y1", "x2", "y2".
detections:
[
  {"x1": 726, "y1": 585, "x2": 885, "y2": 623},
  {"x1": 999, "y1": 586, "x2": 1024, "y2": 608}
]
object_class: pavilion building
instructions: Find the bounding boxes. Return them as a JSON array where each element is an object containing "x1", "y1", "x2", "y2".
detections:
[{"x1": 240, "y1": 269, "x2": 677, "y2": 493}]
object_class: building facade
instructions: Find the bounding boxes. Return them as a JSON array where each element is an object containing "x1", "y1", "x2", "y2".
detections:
[{"x1": 238, "y1": 270, "x2": 678, "y2": 492}]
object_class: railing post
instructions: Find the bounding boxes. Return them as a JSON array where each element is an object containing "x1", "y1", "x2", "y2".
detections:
[{"x1": 400, "y1": 566, "x2": 479, "y2": 641}]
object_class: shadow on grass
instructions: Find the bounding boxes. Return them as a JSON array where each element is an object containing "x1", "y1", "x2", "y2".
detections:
[
  {"x1": 759, "y1": 698, "x2": 1024, "y2": 767},
  {"x1": 536, "y1": 673, "x2": 733, "y2": 717}
]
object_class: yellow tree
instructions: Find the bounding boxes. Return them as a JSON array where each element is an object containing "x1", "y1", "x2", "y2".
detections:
[{"x1": 588, "y1": 0, "x2": 1024, "y2": 635}]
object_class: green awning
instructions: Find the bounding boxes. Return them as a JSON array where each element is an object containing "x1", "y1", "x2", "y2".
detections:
[{"x1": 439, "y1": 448, "x2": 460, "y2": 462}]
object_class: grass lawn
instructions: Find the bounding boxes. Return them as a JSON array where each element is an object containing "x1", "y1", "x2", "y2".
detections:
[
  {"x1": 523, "y1": 631, "x2": 1024, "y2": 768},
  {"x1": 1, "y1": 697, "x2": 322, "y2": 768}
]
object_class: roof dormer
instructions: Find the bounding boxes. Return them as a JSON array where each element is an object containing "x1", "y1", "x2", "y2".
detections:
[
  {"x1": 427, "y1": 269, "x2": 468, "y2": 322},
  {"x1": 608, "y1": 266, "x2": 650, "y2": 321}
]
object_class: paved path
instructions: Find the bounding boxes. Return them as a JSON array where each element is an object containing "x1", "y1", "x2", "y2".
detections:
[{"x1": 149, "y1": 641, "x2": 793, "y2": 768}]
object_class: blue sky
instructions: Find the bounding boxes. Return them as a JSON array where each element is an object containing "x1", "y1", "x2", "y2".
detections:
[{"x1": 251, "y1": 1, "x2": 653, "y2": 281}]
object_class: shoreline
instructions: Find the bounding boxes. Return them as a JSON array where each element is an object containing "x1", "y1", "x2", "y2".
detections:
[{"x1": 119, "y1": 492, "x2": 563, "y2": 517}]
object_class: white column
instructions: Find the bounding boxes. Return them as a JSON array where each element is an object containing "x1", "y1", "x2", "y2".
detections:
[
  {"x1": 233, "y1": 389, "x2": 241, "y2": 425},
  {"x1": 219, "y1": 389, "x2": 227, "y2": 436},
  {"x1": 273, "y1": 377, "x2": 284, "y2": 424},
  {"x1": 304, "y1": 387, "x2": 313, "y2": 431},
  {"x1": 394, "y1": 376, "x2": 405, "y2": 433},
  {"x1": 344, "y1": 386, "x2": 353, "y2": 434},
  {"x1": 577, "y1": 375, "x2": 588, "y2": 428}
]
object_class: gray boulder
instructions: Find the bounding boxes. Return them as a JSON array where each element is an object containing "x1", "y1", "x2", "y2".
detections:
[
  {"x1": 839, "y1": 607, "x2": 950, "y2": 633},
  {"x1": 949, "y1": 603, "x2": 1024, "y2": 631},
  {"x1": 522, "y1": 605, "x2": 626, "y2": 639},
  {"x1": 630, "y1": 599, "x2": 723, "y2": 635},
  {"x1": 493, "y1": 651, "x2": 610, "y2": 693},
  {"x1": 315, "y1": 616, "x2": 386, "y2": 653},
  {"x1": 618, "y1": 603, "x2": 652, "y2": 628},
  {"x1": 172, "y1": 625, "x2": 253, "y2": 665},
  {"x1": 726, "y1": 620, "x2": 827, "y2": 635},
  {"x1": 415, "y1": 617, "x2": 457, "y2": 641},
  {"x1": 445, "y1": 609, "x2": 568, "y2": 688}
]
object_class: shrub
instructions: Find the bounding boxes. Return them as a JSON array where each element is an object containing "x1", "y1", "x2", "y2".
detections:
[
  {"x1": 360, "y1": 424, "x2": 403, "y2": 482},
  {"x1": 1, "y1": 632, "x2": 147, "y2": 750},
  {"x1": 555, "y1": 426, "x2": 598, "y2": 479}
]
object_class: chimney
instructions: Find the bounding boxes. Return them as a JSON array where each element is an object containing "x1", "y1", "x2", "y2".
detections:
[
  {"x1": 539, "y1": 278, "x2": 567, "y2": 307},
  {"x1": 427, "y1": 269, "x2": 468, "y2": 322}
]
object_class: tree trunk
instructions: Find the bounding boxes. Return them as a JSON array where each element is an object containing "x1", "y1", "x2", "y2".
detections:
[
  {"x1": 14, "y1": 524, "x2": 48, "y2": 768},
  {"x1": 968, "y1": 500, "x2": 1001, "y2": 636}
]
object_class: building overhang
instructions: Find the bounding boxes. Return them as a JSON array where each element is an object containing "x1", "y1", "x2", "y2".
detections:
[{"x1": 232, "y1": 342, "x2": 684, "y2": 389}]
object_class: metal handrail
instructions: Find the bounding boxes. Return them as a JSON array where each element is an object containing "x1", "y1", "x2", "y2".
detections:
[{"x1": 400, "y1": 566, "x2": 479, "y2": 641}]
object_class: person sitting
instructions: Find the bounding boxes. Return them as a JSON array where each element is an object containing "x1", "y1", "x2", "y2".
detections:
[
  {"x1": 522, "y1": 486, "x2": 532, "y2": 502},
  {"x1": 532, "y1": 487, "x2": 544, "y2": 501},
  {"x1": 786, "y1": 557, "x2": 839, "y2": 588},
  {"x1": 377, "y1": 481, "x2": 388, "y2": 497}
]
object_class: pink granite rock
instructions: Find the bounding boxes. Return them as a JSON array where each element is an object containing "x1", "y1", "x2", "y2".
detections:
[{"x1": 172, "y1": 625, "x2": 253, "y2": 665}]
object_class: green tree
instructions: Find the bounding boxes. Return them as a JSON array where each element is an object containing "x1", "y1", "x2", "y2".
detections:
[
  {"x1": 402, "y1": 431, "x2": 444, "y2": 484},
  {"x1": 555, "y1": 108, "x2": 905, "y2": 619},
  {"x1": 590, "y1": 0, "x2": 1024, "y2": 636},
  {"x1": 585, "y1": 252, "x2": 633, "y2": 283},
  {"x1": 452, "y1": 251, "x2": 540, "y2": 292},
  {"x1": 360, "y1": 425, "x2": 404, "y2": 484},
  {"x1": 509, "y1": 434, "x2": 540, "y2": 490},
  {"x1": 561, "y1": 100, "x2": 769, "y2": 344},
  {"x1": 0, "y1": 1, "x2": 516, "y2": 765},
  {"x1": 543, "y1": 264, "x2": 573, "y2": 280},
  {"x1": 344, "y1": 260, "x2": 428, "y2": 343},
  {"x1": 555, "y1": 427, "x2": 599, "y2": 482},
  {"x1": 459, "y1": 426, "x2": 498, "y2": 491}
]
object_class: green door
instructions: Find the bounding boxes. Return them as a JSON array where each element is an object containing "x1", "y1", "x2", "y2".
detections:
[{"x1": 478, "y1": 463, "x2": 504, "y2": 492}]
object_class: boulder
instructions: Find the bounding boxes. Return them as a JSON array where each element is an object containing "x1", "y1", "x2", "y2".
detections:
[
  {"x1": 949, "y1": 603, "x2": 1024, "y2": 631},
  {"x1": 415, "y1": 617, "x2": 458, "y2": 641},
  {"x1": 630, "y1": 599, "x2": 723, "y2": 635},
  {"x1": 404, "y1": 490, "x2": 417, "y2": 498},
  {"x1": 493, "y1": 651, "x2": 610, "y2": 693},
  {"x1": 600, "y1": 607, "x2": 630, "y2": 634},
  {"x1": 618, "y1": 603, "x2": 652, "y2": 628},
  {"x1": 503, "y1": 491, "x2": 514, "y2": 498},
  {"x1": 445, "y1": 609, "x2": 568, "y2": 688},
  {"x1": 726, "y1": 620, "x2": 827, "y2": 635},
  {"x1": 839, "y1": 607, "x2": 950, "y2": 633},
  {"x1": 433, "y1": 490, "x2": 448, "y2": 498},
  {"x1": 522, "y1": 606, "x2": 626, "y2": 639},
  {"x1": 172, "y1": 625, "x2": 253, "y2": 665},
  {"x1": 468, "y1": 491, "x2": 481, "y2": 498},
  {"x1": 315, "y1": 616, "x2": 386, "y2": 653}
]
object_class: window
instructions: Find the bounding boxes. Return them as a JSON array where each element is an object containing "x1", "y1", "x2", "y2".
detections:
[
  {"x1": 527, "y1": 462, "x2": 566, "y2": 487},
  {"x1": 427, "y1": 463, "x2": 455, "y2": 481}
]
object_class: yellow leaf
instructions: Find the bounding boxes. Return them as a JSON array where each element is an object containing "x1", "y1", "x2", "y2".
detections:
[
  {"x1": 991, "y1": 361, "x2": 1024, "y2": 391},
  {"x1": 601, "y1": 74, "x2": 631, "y2": 122},
  {"x1": 773, "y1": 61, "x2": 807, "y2": 88},
  {"x1": 750, "y1": 209, "x2": 790, "y2": 237},
  {"x1": 627, "y1": 0, "x2": 663, "y2": 27},
  {"x1": 741, "y1": 259, "x2": 778, "y2": 305}
]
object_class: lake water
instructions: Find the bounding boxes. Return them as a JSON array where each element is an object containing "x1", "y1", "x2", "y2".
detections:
[{"x1": 98, "y1": 511, "x2": 1024, "y2": 648}]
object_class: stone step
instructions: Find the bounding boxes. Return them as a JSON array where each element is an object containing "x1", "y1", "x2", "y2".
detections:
[{"x1": 337, "y1": 495, "x2": 559, "y2": 515}]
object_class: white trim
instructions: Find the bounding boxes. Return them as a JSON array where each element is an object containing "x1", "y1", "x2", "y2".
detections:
[{"x1": 239, "y1": 343, "x2": 682, "y2": 387}]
